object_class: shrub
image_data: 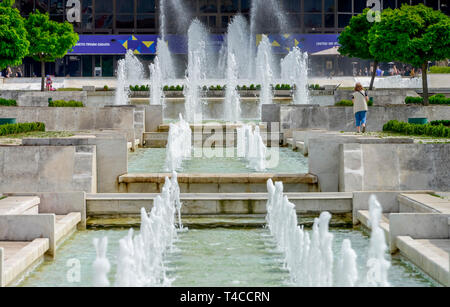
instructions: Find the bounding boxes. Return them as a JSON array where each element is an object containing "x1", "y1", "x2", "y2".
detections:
[
  {"x1": 430, "y1": 120, "x2": 450, "y2": 126},
  {"x1": 0, "y1": 98, "x2": 17, "y2": 106},
  {"x1": 242, "y1": 85, "x2": 248, "y2": 90},
  {"x1": 383, "y1": 120, "x2": 450, "y2": 137},
  {"x1": 250, "y1": 84, "x2": 255, "y2": 90},
  {"x1": 256, "y1": 84, "x2": 261, "y2": 90},
  {"x1": 49, "y1": 100, "x2": 84, "y2": 107},
  {"x1": 429, "y1": 66, "x2": 450, "y2": 74},
  {"x1": 57, "y1": 88, "x2": 82, "y2": 91},
  {"x1": 163, "y1": 85, "x2": 169, "y2": 91},
  {"x1": 0, "y1": 122, "x2": 45, "y2": 136},
  {"x1": 335, "y1": 100, "x2": 353, "y2": 106},
  {"x1": 335, "y1": 99, "x2": 373, "y2": 107},
  {"x1": 176, "y1": 85, "x2": 183, "y2": 91},
  {"x1": 103, "y1": 85, "x2": 109, "y2": 91},
  {"x1": 405, "y1": 95, "x2": 450, "y2": 105},
  {"x1": 139, "y1": 85, "x2": 149, "y2": 91}
]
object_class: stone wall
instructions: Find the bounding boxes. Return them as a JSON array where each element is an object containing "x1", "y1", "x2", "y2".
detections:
[
  {"x1": 340, "y1": 143, "x2": 450, "y2": 192},
  {"x1": 0, "y1": 145, "x2": 97, "y2": 193},
  {"x1": 23, "y1": 135, "x2": 128, "y2": 193},
  {"x1": 263, "y1": 105, "x2": 450, "y2": 134},
  {"x1": 0, "y1": 106, "x2": 145, "y2": 142},
  {"x1": 334, "y1": 89, "x2": 420, "y2": 106}
]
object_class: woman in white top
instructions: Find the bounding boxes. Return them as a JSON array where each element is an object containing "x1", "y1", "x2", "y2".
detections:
[{"x1": 351, "y1": 82, "x2": 369, "y2": 133}]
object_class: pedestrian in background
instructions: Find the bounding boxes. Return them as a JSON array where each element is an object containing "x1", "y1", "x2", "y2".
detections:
[{"x1": 352, "y1": 82, "x2": 369, "y2": 133}]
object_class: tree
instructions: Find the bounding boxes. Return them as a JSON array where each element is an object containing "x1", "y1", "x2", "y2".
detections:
[
  {"x1": 369, "y1": 4, "x2": 450, "y2": 105},
  {"x1": 0, "y1": 0, "x2": 29, "y2": 70},
  {"x1": 25, "y1": 11, "x2": 78, "y2": 91},
  {"x1": 338, "y1": 8, "x2": 390, "y2": 90}
]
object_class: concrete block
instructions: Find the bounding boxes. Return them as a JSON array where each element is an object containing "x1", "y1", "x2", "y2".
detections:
[
  {"x1": 389, "y1": 213, "x2": 450, "y2": 252},
  {"x1": 0, "y1": 214, "x2": 56, "y2": 257}
]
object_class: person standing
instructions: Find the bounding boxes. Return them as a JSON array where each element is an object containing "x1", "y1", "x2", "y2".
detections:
[{"x1": 352, "y1": 82, "x2": 369, "y2": 133}]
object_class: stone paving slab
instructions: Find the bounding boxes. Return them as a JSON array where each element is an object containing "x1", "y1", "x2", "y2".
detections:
[
  {"x1": 0, "y1": 238, "x2": 49, "y2": 287},
  {"x1": 397, "y1": 236, "x2": 450, "y2": 286},
  {"x1": 0, "y1": 197, "x2": 40, "y2": 215},
  {"x1": 118, "y1": 173, "x2": 318, "y2": 184},
  {"x1": 400, "y1": 193, "x2": 450, "y2": 214}
]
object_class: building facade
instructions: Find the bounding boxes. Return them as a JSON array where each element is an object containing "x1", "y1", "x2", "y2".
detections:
[{"x1": 14, "y1": 0, "x2": 450, "y2": 77}]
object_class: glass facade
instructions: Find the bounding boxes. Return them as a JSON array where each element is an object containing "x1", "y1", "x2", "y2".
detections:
[
  {"x1": 15, "y1": 0, "x2": 449, "y2": 76},
  {"x1": 17, "y1": 0, "x2": 449, "y2": 34}
]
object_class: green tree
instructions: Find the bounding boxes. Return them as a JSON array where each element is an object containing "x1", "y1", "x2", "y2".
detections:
[
  {"x1": 338, "y1": 8, "x2": 390, "y2": 90},
  {"x1": 25, "y1": 11, "x2": 79, "y2": 91},
  {"x1": 0, "y1": 0, "x2": 29, "y2": 70},
  {"x1": 369, "y1": 4, "x2": 450, "y2": 105}
]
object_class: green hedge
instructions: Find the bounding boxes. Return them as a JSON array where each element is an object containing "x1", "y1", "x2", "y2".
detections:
[
  {"x1": 0, "y1": 122, "x2": 45, "y2": 136},
  {"x1": 49, "y1": 100, "x2": 84, "y2": 107},
  {"x1": 405, "y1": 94, "x2": 450, "y2": 105},
  {"x1": 430, "y1": 120, "x2": 450, "y2": 126},
  {"x1": 129, "y1": 85, "x2": 150, "y2": 91},
  {"x1": 429, "y1": 66, "x2": 450, "y2": 74},
  {"x1": 163, "y1": 85, "x2": 184, "y2": 91},
  {"x1": 275, "y1": 84, "x2": 292, "y2": 90},
  {"x1": 0, "y1": 98, "x2": 17, "y2": 106},
  {"x1": 383, "y1": 120, "x2": 450, "y2": 137},
  {"x1": 335, "y1": 99, "x2": 374, "y2": 107}
]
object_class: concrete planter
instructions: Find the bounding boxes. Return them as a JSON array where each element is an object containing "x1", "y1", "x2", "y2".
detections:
[
  {"x1": 238, "y1": 90, "x2": 260, "y2": 97},
  {"x1": 163, "y1": 91, "x2": 184, "y2": 98},
  {"x1": 130, "y1": 91, "x2": 150, "y2": 98},
  {"x1": 310, "y1": 90, "x2": 334, "y2": 96},
  {"x1": 274, "y1": 90, "x2": 292, "y2": 97},
  {"x1": 205, "y1": 90, "x2": 225, "y2": 97}
]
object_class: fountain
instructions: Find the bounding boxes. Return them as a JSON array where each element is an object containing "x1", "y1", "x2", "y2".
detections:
[
  {"x1": 281, "y1": 47, "x2": 310, "y2": 104},
  {"x1": 93, "y1": 173, "x2": 183, "y2": 287},
  {"x1": 149, "y1": 56, "x2": 164, "y2": 105},
  {"x1": 114, "y1": 58, "x2": 128, "y2": 105},
  {"x1": 114, "y1": 50, "x2": 145, "y2": 105},
  {"x1": 237, "y1": 124, "x2": 266, "y2": 172},
  {"x1": 266, "y1": 179, "x2": 363, "y2": 287},
  {"x1": 164, "y1": 114, "x2": 192, "y2": 172},
  {"x1": 224, "y1": 52, "x2": 241, "y2": 122},
  {"x1": 366, "y1": 195, "x2": 391, "y2": 287},
  {"x1": 249, "y1": 0, "x2": 288, "y2": 78},
  {"x1": 226, "y1": 15, "x2": 251, "y2": 79}
]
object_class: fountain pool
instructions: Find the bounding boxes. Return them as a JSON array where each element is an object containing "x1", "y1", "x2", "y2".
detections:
[
  {"x1": 128, "y1": 148, "x2": 308, "y2": 174},
  {"x1": 18, "y1": 226, "x2": 437, "y2": 287}
]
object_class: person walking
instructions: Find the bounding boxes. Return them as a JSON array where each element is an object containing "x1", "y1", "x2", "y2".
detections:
[{"x1": 352, "y1": 82, "x2": 369, "y2": 133}]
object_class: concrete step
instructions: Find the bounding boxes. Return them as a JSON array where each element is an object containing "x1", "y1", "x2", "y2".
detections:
[
  {"x1": 157, "y1": 123, "x2": 268, "y2": 133},
  {"x1": 356, "y1": 210, "x2": 390, "y2": 242},
  {"x1": 398, "y1": 193, "x2": 450, "y2": 214},
  {"x1": 396, "y1": 236, "x2": 450, "y2": 286},
  {"x1": 55, "y1": 213, "x2": 81, "y2": 245},
  {"x1": 143, "y1": 132, "x2": 280, "y2": 148},
  {"x1": 0, "y1": 197, "x2": 40, "y2": 215},
  {"x1": 86, "y1": 192, "x2": 352, "y2": 217},
  {"x1": 0, "y1": 239, "x2": 49, "y2": 287}
]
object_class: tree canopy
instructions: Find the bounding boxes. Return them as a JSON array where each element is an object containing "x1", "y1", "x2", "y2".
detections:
[
  {"x1": 25, "y1": 11, "x2": 79, "y2": 63},
  {"x1": 338, "y1": 8, "x2": 390, "y2": 89},
  {"x1": 0, "y1": 0, "x2": 29, "y2": 70},
  {"x1": 368, "y1": 4, "x2": 450, "y2": 104},
  {"x1": 369, "y1": 4, "x2": 450, "y2": 68}
]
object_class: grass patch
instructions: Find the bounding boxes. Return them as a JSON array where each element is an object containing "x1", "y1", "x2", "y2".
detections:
[
  {"x1": 49, "y1": 100, "x2": 84, "y2": 107},
  {"x1": 57, "y1": 88, "x2": 83, "y2": 91},
  {"x1": 429, "y1": 66, "x2": 450, "y2": 74},
  {"x1": 0, "y1": 131, "x2": 74, "y2": 139},
  {"x1": 0, "y1": 98, "x2": 17, "y2": 106}
]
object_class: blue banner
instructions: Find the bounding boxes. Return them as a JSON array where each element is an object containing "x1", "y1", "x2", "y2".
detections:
[{"x1": 69, "y1": 34, "x2": 339, "y2": 55}]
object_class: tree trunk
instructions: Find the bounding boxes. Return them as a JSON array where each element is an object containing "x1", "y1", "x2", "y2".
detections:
[
  {"x1": 41, "y1": 60, "x2": 45, "y2": 92},
  {"x1": 369, "y1": 60, "x2": 378, "y2": 91},
  {"x1": 422, "y1": 61, "x2": 429, "y2": 106}
]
